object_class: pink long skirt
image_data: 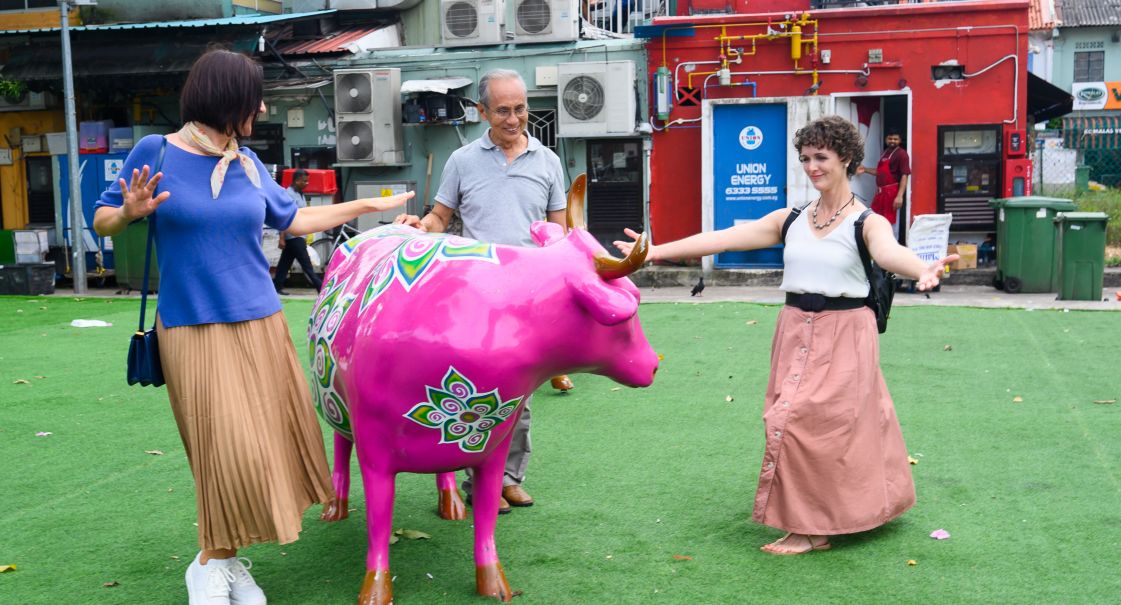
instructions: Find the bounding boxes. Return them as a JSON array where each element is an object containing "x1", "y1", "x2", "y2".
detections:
[
  {"x1": 157, "y1": 311, "x2": 332, "y2": 550},
  {"x1": 751, "y1": 305, "x2": 915, "y2": 535}
]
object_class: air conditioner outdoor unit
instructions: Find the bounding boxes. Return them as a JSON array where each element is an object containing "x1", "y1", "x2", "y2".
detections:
[
  {"x1": 0, "y1": 91, "x2": 51, "y2": 113},
  {"x1": 334, "y1": 68, "x2": 405, "y2": 165},
  {"x1": 557, "y1": 60, "x2": 637, "y2": 137},
  {"x1": 441, "y1": 0, "x2": 506, "y2": 47},
  {"x1": 514, "y1": 0, "x2": 579, "y2": 43}
]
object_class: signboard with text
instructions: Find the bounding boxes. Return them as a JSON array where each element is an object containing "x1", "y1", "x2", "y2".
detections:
[
  {"x1": 1071, "y1": 82, "x2": 1121, "y2": 111},
  {"x1": 711, "y1": 103, "x2": 787, "y2": 268}
]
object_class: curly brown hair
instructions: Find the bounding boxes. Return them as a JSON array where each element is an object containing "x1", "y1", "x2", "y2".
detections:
[{"x1": 792, "y1": 115, "x2": 864, "y2": 178}]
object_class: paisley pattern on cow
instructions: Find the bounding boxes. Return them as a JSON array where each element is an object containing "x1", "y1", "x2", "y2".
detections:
[
  {"x1": 404, "y1": 367, "x2": 523, "y2": 453},
  {"x1": 307, "y1": 225, "x2": 502, "y2": 441}
]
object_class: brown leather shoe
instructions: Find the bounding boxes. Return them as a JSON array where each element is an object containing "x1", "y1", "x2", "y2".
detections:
[
  {"x1": 550, "y1": 375, "x2": 574, "y2": 391},
  {"x1": 502, "y1": 485, "x2": 534, "y2": 507},
  {"x1": 466, "y1": 493, "x2": 512, "y2": 515}
]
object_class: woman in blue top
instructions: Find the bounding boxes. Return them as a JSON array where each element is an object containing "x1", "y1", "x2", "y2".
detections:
[{"x1": 93, "y1": 49, "x2": 411, "y2": 605}]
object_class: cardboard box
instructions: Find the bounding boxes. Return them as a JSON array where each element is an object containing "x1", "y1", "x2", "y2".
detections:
[{"x1": 948, "y1": 244, "x2": 978, "y2": 270}]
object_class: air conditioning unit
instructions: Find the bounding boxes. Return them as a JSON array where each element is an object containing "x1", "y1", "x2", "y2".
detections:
[
  {"x1": 334, "y1": 68, "x2": 405, "y2": 165},
  {"x1": 514, "y1": 0, "x2": 579, "y2": 43},
  {"x1": 557, "y1": 60, "x2": 637, "y2": 137},
  {"x1": 0, "y1": 91, "x2": 52, "y2": 113},
  {"x1": 441, "y1": 0, "x2": 506, "y2": 47}
]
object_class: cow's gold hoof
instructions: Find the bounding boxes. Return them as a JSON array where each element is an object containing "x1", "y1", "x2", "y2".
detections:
[
  {"x1": 321, "y1": 498, "x2": 349, "y2": 522},
  {"x1": 476, "y1": 562, "x2": 513, "y2": 602},
  {"x1": 438, "y1": 488, "x2": 468, "y2": 520},
  {"x1": 358, "y1": 569, "x2": 392, "y2": 605},
  {"x1": 550, "y1": 375, "x2": 574, "y2": 391}
]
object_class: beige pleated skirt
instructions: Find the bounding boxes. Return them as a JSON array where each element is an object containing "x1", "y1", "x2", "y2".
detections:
[
  {"x1": 157, "y1": 311, "x2": 332, "y2": 550},
  {"x1": 752, "y1": 305, "x2": 915, "y2": 535}
]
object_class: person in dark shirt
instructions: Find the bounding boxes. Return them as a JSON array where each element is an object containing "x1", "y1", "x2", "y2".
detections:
[{"x1": 857, "y1": 129, "x2": 911, "y2": 234}]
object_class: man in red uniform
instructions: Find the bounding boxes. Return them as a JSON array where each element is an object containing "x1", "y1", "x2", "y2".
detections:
[{"x1": 857, "y1": 129, "x2": 911, "y2": 237}]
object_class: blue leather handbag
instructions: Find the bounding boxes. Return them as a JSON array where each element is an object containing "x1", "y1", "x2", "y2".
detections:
[{"x1": 127, "y1": 137, "x2": 167, "y2": 387}]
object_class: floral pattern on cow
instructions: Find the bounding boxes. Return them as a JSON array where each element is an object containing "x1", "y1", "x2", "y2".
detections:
[
  {"x1": 404, "y1": 367, "x2": 523, "y2": 453},
  {"x1": 307, "y1": 226, "x2": 502, "y2": 442}
]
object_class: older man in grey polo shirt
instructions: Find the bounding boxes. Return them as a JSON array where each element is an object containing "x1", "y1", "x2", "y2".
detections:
[{"x1": 396, "y1": 68, "x2": 566, "y2": 513}]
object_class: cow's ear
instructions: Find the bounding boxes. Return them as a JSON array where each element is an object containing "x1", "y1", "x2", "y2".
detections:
[
  {"x1": 530, "y1": 221, "x2": 566, "y2": 247},
  {"x1": 571, "y1": 278, "x2": 639, "y2": 326}
]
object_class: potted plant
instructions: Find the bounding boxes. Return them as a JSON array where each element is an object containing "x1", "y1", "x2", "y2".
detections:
[{"x1": 0, "y1": 79, "x2": 28, "y2": 104}]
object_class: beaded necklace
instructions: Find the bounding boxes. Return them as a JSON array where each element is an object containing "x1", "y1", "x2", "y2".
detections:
[{"x1": 811, "y1": 193, "x2": 856, "y2": 230}]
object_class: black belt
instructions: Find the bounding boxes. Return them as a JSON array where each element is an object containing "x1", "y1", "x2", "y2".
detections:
[{"x1": 785, "y1": 293, "x2": 866, "y2": 312}]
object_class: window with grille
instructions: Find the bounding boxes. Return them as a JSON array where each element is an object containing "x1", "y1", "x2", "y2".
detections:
[
  {"x1": 1074, "y1": 51, "x2": 1105, "y2": 83},
  {"x1": 528, "y1": 109, "x2": 556, "y2": 150}
]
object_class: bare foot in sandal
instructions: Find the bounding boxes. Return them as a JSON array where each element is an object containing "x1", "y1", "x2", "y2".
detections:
[{"x1": 760, "y1": 533, "x2": 831, "y2": 555}]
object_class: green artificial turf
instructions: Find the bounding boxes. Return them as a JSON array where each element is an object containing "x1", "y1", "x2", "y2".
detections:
[{"x1": 1, "y1": 297, "x2": 1119, "y2": 604}]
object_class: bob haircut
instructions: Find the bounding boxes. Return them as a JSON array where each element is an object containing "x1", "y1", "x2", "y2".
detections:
[
  {"x1": 180, "y1": 49, "x2": 264, "y2": 137},
  {"x1": 792, "y1": 115, "x2": 865, "y2": 178}
]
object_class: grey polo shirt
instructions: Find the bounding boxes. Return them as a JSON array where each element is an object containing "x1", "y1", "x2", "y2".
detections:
[{"x1": 434, "y1": 129, "x2": 566, "y2": 247}]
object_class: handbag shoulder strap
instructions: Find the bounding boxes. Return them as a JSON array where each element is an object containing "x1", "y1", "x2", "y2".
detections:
[
  {"x1": 137, "y1": 136, "x2": 168, "y2": 332},
  {"x1": 853, "y1": 208, "x2": 876, "y2": 285}
]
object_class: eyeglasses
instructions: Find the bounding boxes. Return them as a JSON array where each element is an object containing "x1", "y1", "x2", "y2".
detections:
[{"x1": 488, "y1": 105, "x2": 528, "y2": 119}]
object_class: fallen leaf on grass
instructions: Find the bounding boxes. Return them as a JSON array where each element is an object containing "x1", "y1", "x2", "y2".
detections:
[
  {"x1": 610, "y1": 387, "x2": 622, "y2": 391},
  {"x1": 908, "y1": 456, "x2": 919, "y2": 465},
  {"x1": 13, "y1": 379, "x2": 30, "y2": 384},
  {"x1": 929, "y1": 529, "x2": 951, "y2": 540},
  {"x1": 0, "y1": 564, "x2": 15, "y2": 573},
  {"x1": 34, "y1": 375, "x2": 46, "y2": 379},
  {"x1": 725, "y1": 395, "x2": 734, "y2": 402},
  {"x1": 657, "y1": 353, "x2": 665, "y2": 361},
  {"x1": 672, "y1": 554, "x2": 693, "y2": 561},
  {"x1": 35, "y1": 432, "x2": 52, "y2": 437},
  {"x1": 1093, "y1": 399, "x2": 1116, "y2": 405},
  {"x1": 145, "y1": 450, "x2": 165, "y2": 456},
  {"x1": 103, "y1": 581, "x2": 119, "y2": 588},
  {"x1": 906, "y1": 559, "x2": 917, "y2": 566},
  {"x1": 394, "y1": 529, "x2": 431, "y2": 540},
  {"x1": 1012, "y1": 396, "x2": 1023, "y2": 403},
  {"x1": 943, "y1": 345, "x2": 953, "y2": 351},
  {"x1": 746, "y1": 320, "x2": 758, "y2": 325},
  {"x1": 389, "y1": 534, "x2": 399, "y2": 545}
]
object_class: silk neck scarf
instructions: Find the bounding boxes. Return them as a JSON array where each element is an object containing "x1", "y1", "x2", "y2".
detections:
[{"x1": 177, "y1": 121, "x2": 261, "y2": 199}]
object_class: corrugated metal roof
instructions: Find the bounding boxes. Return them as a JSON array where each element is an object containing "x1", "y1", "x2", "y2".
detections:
[
  {"x1": 1057, "y1": 0, "x2": 1121, "y2": 28},
  {"x1": 3, "y1": 9, "x2": 335, "y2": 35},
  {"x1": 276, "y1": 25, "x2": 387, "y2": 56}
]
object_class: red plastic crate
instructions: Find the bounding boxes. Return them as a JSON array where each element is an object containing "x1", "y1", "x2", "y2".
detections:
[{"x1": 281, "y1": 168, "x2": 338, "y2": 194}]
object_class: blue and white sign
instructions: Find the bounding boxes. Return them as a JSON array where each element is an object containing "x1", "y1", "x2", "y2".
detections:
[{"x1": 712, "y1": 103, "x2": 786, "y2": 267}]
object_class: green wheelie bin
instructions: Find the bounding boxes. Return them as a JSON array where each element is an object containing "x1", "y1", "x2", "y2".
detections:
[
  {"x1": 112, "y1": 218, "x2": 159, "y2": 292},
  {"x1": 1054, "y1": 212, "x2": 1108, "y2": 301},
  {"x1": 989, "y1": 196, "x2": 1077, "y2": 293}
]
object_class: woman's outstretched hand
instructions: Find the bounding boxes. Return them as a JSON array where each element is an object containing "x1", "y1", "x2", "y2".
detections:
[
  {"x1": 369, "y1": 191, "x2": 415, "y2": 213},
  {"x1": 614, "y1": 228, "x2": 658, "y2": 262},
  {"x1": 916, "y1": 254, "x2": 958, "y2": 291},
  {"x1": 119, "y1": 165, "x2": 171, "y2": 221}
]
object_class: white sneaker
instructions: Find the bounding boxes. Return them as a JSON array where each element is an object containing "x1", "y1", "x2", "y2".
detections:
[
  {"x1": 185, "y1": 553, "x2": 233, "y2": 605},
  {"x1": 227, "y1": 557, "x2": 267, "y2": 605}
]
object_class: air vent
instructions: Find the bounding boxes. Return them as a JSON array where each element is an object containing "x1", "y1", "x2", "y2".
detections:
[
  {"x1": 516, "y1": 0, "x2": 551, "y2": 34},
  {"x1": 562, "y1": 76, "x2": 605, "y2": 121},
  {"x1": 336, "y1": 72, "x2": 373, "y2": 114},
  {"x1": 445, "y1": 1, "x2": 479, "y2": 37},
  {"x1": 338, "y1": 121, "x2": 374, "y2": 162}
]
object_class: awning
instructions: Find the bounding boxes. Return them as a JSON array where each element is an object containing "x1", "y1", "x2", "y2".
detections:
[
  {"x1": 1, "y1": 38, "x2": 254, "y2": 81},
  {"x1": 1062, "y1": 115, "x2": 1121, "y2": 150},
  {"x1": 276, "y1": 24, "x2": 399, "y2": 56},
  {"x1": 1028, "y1": 72, "x2": 1073, "y2": 123},
  {"x1": 400, "y1": 77, "x2": 473, "y2": 95},
  {"x1": 0, "y1": 10, "x2": 335, "y2": 34}
]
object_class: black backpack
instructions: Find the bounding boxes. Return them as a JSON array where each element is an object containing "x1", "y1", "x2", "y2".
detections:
[{"x1": 781, "y1": 205, "x2": 895, "y2": 334}]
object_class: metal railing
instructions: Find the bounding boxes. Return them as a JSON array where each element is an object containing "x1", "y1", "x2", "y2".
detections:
[{"x1": 585, "y1": 0, "x2": 668, "y2": 36}]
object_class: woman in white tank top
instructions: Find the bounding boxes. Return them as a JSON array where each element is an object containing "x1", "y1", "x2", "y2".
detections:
[{"x1": 616, "y1": 116, "x2": 957, "y2": 555}]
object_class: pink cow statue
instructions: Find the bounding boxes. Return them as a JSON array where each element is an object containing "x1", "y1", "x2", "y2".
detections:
[{"x1": 306, "y1": 175, "x2": 658, "y2": 604}]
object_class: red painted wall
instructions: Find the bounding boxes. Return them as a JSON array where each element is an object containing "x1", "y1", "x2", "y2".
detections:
[{"x1": 647, "y1": 0, "x2": 1029, "y2": 244}]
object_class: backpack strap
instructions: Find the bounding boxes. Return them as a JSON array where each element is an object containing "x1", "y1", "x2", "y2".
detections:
[
  {"x1": 781, "y1": 202, "x2": 813, "y2": 244},
  {"x1": 853, "y1": 208, "x2": 876, "y2": 286}
]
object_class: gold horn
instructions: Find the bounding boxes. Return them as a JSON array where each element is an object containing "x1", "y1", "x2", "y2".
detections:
[
  {"x1": 595, "y1": 231, "x2": 649, "y2": 280},
  {"x1": 566, "y1": 173, "x2": 587, "y2": 231}
]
